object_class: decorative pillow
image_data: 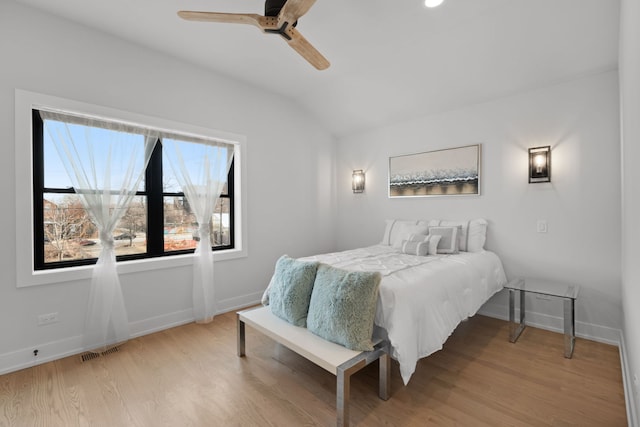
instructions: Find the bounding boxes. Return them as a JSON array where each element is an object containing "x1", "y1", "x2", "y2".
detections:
[
  {"x1": 391, "y1": 223, "x2": 429, "y2": 249},
  {"x1": 439, "y1": 220, "x2": 470, "y2": 252},
  {"x1": 307, "y1": 264, "x2": 381, "y2": 351},
  {"x1": 467, "y1": 219, "x2": 488, "y2": 252},
  {"x1": 381, "y1": 219, "x2": 418, "y2": 246},
  {"x1": 428, "y1": 226, "x2": 460, "y2": 254},
  {"x1": 425, "y1": 235, "x2": 441, "y2": 255},
  {"x1": 401, "y1": 239, "x2": 429, "y2": 256},
  {"x1": 267, "y1": 255, "x2": 319, "y2": 327},
  {"x1": 401, "y1": 234, "x2": 441, "y2": 256}
]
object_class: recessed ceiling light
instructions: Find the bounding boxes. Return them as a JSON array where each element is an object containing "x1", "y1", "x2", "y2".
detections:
[{"x1": 424, "y1": 0, "x2": 444, "y2": 7}]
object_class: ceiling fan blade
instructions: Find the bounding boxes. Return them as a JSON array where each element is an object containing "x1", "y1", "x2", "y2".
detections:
[
  {"x1": 285, "y1": 26, "x2": 330, "y2": 70},
  {"x1": 278, "y1": 0, "x2": 316, "y2": 26},
  {"x1": 177, "y1": 11, "x2": 269, "y2": 29}
]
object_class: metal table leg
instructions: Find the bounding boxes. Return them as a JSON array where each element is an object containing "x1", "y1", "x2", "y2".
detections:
[
  {"x1": 563, "y1": 297, "x2": 576, "y2": 358},
  {"x1": 237, "y1": 314, "x2": 245, "y2": 357},
  {"x1": 509, "y1": 288, "x2": 526, "y2": 342}
]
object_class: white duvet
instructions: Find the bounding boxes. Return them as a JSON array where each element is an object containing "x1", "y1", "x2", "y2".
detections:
[{"x1": 303, "y1": 245, "x2": 507, "y2": 385}]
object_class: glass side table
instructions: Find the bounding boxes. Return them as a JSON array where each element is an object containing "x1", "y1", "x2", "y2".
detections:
[{"x1": 504, "y1": 277, "x2": 579, "y2": 358}]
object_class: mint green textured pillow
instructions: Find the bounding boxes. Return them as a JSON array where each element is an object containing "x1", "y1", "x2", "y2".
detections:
[
  {"x1": 268, "y1": 255, "x2": 319, "y2": 327},
  {"x1": 307, "y1": 264, "x2": 381, "y2": 351}
]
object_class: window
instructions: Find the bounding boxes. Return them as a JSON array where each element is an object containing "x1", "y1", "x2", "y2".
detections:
[{"x1": 32, "y1": 109, "x2": 235, "y2": 270}]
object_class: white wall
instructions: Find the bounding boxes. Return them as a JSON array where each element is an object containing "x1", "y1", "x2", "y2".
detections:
[
  {"x1": 620, "y1": 0, "x2": 640, "y2": 422},
  {"x1": 0, "y1": 2, "x2": 336, "y2": 373},
  {"x1": 336, "y1": 71, "x2": 622, "y2": 343}
]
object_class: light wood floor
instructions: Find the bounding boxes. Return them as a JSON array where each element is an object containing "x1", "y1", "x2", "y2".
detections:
[{"x1": 0, "y1": 311, "x2": 627, "y2": 426}]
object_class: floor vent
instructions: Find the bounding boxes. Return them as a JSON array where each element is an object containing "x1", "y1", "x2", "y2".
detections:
[
  {"x1": 101, "y1": 346, "x2": 120, "y2": 356},
  {"x1": 80, "y1": 346, "x2": 120, "y2": 362}
]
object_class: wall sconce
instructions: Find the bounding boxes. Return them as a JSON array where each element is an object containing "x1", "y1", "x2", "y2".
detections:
[
  {"x1": 529, "y1": 146, "x2": 551, "y2": 183},
  {"x1": 352, "y1": 170, "x2": 365, "y2": 193}
]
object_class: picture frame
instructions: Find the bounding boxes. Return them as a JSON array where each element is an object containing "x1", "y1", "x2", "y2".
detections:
[{"x1": 388, "y1": 144, "x2": 481, "y2": 198}]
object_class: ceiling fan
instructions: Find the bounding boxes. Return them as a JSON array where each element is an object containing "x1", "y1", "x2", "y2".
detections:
[{"x1": 178, "y1": 0, "x2": 330, "y2": 70}]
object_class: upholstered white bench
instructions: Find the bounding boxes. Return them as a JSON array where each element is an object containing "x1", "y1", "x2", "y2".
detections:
[{"x1": 237, "y1": 306, "x2": 390, "y2": 427}]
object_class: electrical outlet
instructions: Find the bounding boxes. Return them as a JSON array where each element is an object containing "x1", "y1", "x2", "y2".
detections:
[
  {"x1": 537, "y1": 220, "x2": 548, "y2": 233},
  {"x1": 37, "y1": 312, "x2": 59, "y2": 326}
]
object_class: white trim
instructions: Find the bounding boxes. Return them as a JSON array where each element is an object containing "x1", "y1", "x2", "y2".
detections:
[
  {"x1": 478, "y1": 301, "x2": 622, "y2": 346},
  {"x1": 129, "y1": 308, "x2": 195, "y2": 338},
  {"x1": 619, "y1": 333, "x2": 639, "y2": 427},
  {"x1": 0, "y1": 294, "x2": 262, "y2": 376},
  {"x1": 0, "y1": 334, "x2": 83, "y2": 376},
  {"x1": 15, "y1": 89, "x2": 248, "y2": 287}
]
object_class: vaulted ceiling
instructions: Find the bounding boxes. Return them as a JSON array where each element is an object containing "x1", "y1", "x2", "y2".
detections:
[{"x1": 14, "y1": 0, "x2": 620, "y2": 137}]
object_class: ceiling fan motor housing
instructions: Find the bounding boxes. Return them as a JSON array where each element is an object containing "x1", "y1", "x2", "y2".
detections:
[{"x1": 265, "y1": 0, "x2": 287, "y2": 16}]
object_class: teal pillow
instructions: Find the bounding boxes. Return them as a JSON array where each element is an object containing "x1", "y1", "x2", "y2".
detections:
[
  {"x1": 268, "y1": 255, "x2": 319, "y2": 327},
  {"x1": 307, "y1": 264, "x2": 381, "y2": 351}
]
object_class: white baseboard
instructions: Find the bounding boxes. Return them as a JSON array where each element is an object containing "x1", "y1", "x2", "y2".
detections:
[
  {"x1": 216, "y1": 292, "x2": 263, "y2": 313},
  {"x1": 478, "y1": 301, "x2": 621, "y2": 346},
  {"x1": 0, "y1": 293, "x2": 264, "y2": 376},
  {"x1": 0, "y1": 335, "x2": 84, "y2": 376},
  {"x1": 129, "y1": 308, "x2": 195, "y2": 338},
  {"x1": 619, "y1": 333, "x2": 639, "y2": 427}
]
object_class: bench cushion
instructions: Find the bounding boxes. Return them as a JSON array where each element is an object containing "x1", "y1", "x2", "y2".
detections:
[{"x1": 307, "y1": 265, "x2": 381, "y2": 351}]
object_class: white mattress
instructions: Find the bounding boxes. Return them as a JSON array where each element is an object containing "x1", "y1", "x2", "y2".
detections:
[{"x1": 303, "y1": 245, "x2": 507, "y2": 384}]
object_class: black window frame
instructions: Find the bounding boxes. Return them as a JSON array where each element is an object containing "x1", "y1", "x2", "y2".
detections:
[{"x1": 32, "y1": 109, "x2": 235, "y2": 271}]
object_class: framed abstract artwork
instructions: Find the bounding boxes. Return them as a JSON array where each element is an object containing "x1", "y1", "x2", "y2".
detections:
[{"x1": 388, "y1": 144, "x2": 481, "y2": 197}]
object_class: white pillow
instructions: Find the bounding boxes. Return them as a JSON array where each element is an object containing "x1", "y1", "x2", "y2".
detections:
[
  {"x1": 416, "y1": 219, "x2": 440, "y2": 228},
  {"x1": 428, "y1": 226, "x2": 460, "y2": 254},
  {"x1": 467, "y1": 219, "x2": 488, "y2": 252},
  {"x1": 381, "y1": 219, "x2": 418, "y2": 246},
  {"x1": 384, "y1": 218, "x2": 487, "y2": 252},
  {"x1": 391, "y1": 223, "x2": 429, "y2": 249}
]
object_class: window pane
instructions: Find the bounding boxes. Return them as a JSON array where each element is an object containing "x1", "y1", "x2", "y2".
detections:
[
  {"x1": 164, "y1": 196, "x2": 197, "y2": 251},
  {"x1": 42, "y1": 194, "x2": 147, "y2": 264},
  {"x1": 43, "y1": 119, "x2": 146, "y2": 192},
  {"x1": 114, "y1": 196, "x2": 147, "y2": 256},
  {"x1": 43, "y1": 194, "x2": 97, "y2": 263},
  {"x1": 212, "y1": 198, "x2": 231, "y2": 247},
  {"x1": 161, "y1": 141, "x2": 228, "y2": 195},
  {"x1": 163, "y1": 196, "x2": 230, "y2": 251}
]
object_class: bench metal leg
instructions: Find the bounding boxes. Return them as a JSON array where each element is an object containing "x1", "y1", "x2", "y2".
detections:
[
  {"x1": 336, "y1": 369, "x2": 350, "y2": 427},
  {"x1": 237, "y1": 314, "x2": 245, "y2": 357},
  {"x1": 336, "y1": 359, "x2": 365, "y2": 427},
  {"x1": 379, "y1": 350, "x2": 390, "y2": 401},
  {"x1": 335, "y1": 341, "x2": 390, "y2": 427}
]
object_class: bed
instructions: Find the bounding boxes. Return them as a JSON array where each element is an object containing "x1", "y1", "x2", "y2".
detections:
[
  {"x1": 263, "y1": 219, "x2": 507, "y2": 384},
  {"x1": 297, "y1": 218, "x2": 508, "y2": 385}
]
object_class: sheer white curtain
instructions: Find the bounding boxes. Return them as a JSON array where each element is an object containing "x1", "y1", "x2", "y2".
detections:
[
  {"x1": 42, "y1": 111, "x2": 157, "y2": 351},
  {"x1": 163, "y1": 138, "x2": 234, "y2": 323}
]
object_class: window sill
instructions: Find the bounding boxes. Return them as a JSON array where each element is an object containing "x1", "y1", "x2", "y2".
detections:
[{"x1": 18, "y1": 247, "x2": 247, "y2": 288}]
